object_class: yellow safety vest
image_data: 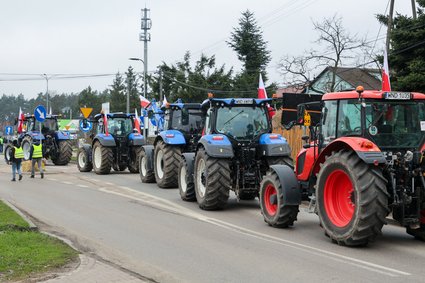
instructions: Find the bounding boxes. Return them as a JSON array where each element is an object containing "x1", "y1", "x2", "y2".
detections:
[
  {"x1": 32, "y1": 144, "x2": 43, "y2": 158},
  {"x1": 14, "y1": 146, "x2": 24, "y2": 159}
]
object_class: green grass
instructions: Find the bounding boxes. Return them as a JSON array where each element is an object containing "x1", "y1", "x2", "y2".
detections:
[{"x1": 0, "y1": 201, "x2": 79, "y2": 281}]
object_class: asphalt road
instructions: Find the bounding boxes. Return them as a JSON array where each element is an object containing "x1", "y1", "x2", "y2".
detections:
[{"x1": 0, "y1": 158, "x2": 424, "y2": 283}]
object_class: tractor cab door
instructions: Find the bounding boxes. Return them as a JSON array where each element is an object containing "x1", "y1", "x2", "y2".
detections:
[{"x1": 320, "y1": 100, "x2": 338, "y2": 146}]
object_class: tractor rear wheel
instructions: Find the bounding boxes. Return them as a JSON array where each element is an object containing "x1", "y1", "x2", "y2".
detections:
[
  {"x1": 194, "y1": 148, "x2": 230, "y2": 210},
  {"x1": 139, "y1": 149, "x2": 155, "y2": 183},
  {"x1": 179, "y1": 158, "x2": 196, "y2": 201},
  {"x1": 128, "y1": 146, "x2": 142, "y2": 173},
  {"x1": 316, "y1": 150, "x2": 388, "y2": 246},
  {"x1": 154, "y1": 141, "x2": 181, "y2": 188},
  {"x1": 52, "y1": 140, "x2": 72, "y2": 165},
  {"x1": 92, "y1": 141, "x2": 113, "y2": 175},
  {"x1": 77, "y1": 147, "x2": 92, "y2": 172},
  {"x1": 21, "y1": 136, "x2": 33, "y2": 161},
  {"x1": 260, "y1": 170, "x2": 299, "y2": 227}
]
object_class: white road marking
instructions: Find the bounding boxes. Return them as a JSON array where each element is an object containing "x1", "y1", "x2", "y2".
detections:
[
  {"x1": 49, "y1": 178, "x2": 57, "y2": 181},
  {"x1": 77, "y1": 184, "x2": 89, "y2": 188},
  {"x1": 89, "y1": 184, "x2": 410, "y2": 278},
  {"x1": 61, "y1": 181, "x2": 73, "y2": 185}
]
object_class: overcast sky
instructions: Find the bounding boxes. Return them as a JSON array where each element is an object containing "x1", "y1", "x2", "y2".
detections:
[{"x1": 0, "y1": 0, "x2": 415, "y2": 99}]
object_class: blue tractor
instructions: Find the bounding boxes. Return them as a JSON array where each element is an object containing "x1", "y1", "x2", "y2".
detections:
[
  {"x1": 179, "y1": 97, "x2": 292, "y2": 210},
  {"x1": 77, "y1": 112, "x2": 144, "y2": 174},
  {"x1": 139, "y1": 101, "x2": 204, "y2": 188},
  {"x1": 16, "y1": 114, "x2": 72, "y2": 165}
]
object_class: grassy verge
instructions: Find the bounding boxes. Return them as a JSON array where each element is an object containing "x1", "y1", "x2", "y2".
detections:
[{"x1": 0, "y1": 201, "x2": 79, "y2": 281}]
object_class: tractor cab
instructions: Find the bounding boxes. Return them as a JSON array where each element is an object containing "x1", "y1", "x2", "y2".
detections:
[
  {"x1": 202, "y1": 98, "x2": 272, "y2": 143},
  {"x1": 163, "y1": 102, "x2": 204, "y2": 148}
]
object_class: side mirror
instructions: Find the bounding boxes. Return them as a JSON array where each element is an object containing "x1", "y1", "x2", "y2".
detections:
[{"x1": 297, "y1": 104, "x2": 305, "y2": 125}]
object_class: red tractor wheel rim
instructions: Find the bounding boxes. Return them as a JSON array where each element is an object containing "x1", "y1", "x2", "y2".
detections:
[
  {"x1": 324, "y1": 169, "x2": 355, "y2": 227},
  {"x1": 264, "y1": 184, "x2": 277, "y2": 216}
]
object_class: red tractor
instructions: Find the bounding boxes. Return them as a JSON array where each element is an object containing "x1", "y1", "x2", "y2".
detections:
[{"x1": 260, "y1": 86, "x2": 425, "y2": 246}]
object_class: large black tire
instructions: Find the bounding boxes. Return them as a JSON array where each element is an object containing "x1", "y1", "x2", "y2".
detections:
[
  {"x1": 128, "y1": 146, "x2": 142, "y2": 173},
  {"x1": 77, "y1": 147, "x2": 92, "y2": 172},
  {"x1": 260, "y1": 169, "x2": 299, "y2": 227},
  {"x1": 139, "y1": 149, "x2": 155, "y2": 183},
  {"x1": 4, "y1": 144, "x2": 12, "y2": 163},
  {"x1": 316, "y1": 150, "x2": 389, "y2": 246},
  {"x1": 153, "y1": 141, "x2": 181, "y2": 188},
  {"x1": 21, "y1": 136, "x2": 33, "y2": 161},
  {"x1": 179, "y1": 158, "x2": 196, "y2": 202},
  {"x1": 52, "y1": 140, "x2": 73, "y2": 165},
  {"x1": 92, "y1": 141, "x2": 113, "y2": 175},
  {"x1": 194, "y1": 149, "x2": 231, "y2": 210}
]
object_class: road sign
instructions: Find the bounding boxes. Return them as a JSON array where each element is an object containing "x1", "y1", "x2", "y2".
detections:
[
  {"x1": 80, "y1": 107, "x2": 93, "y2": 119},
  {"x1": 79, "y1": 120, "x2": 93, "y2": 133},
  {"x1": 34, "y1": 105, "x2": 47, "y2": 122},
  {"x1": 5, "y1": 126, "x2": 13, "y2": 136}
]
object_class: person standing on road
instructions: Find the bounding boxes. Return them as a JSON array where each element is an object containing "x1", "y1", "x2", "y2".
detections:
[
  {"x1": 0, "y1": 136, "x2": 3, "y2": 153},
  {"x1": 30, "y1": 140, "x2": 44, "y2": 179},
  {"x1": 9, "y1": 140, "x2": 23, "y2": 181}
]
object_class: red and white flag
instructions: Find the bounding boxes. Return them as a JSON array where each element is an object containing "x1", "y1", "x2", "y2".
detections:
[
  {"x1": 17, "y1": 107, "x2": 25, "y2": 133},
  {"x1": 161, "y1": 95, "x2": 168, "y2": 108},
  {"x1": 134, "y1": 108, "x2": 141, "y2": 134},
  {"x1": 140, "y1": 95, "x2": 150, "y2": 108},
  {"x1": 382, "y1": 49, "x2": 391, "y2": 92},
  {"x1": 104, "y1": 112, "x2": 109, "y2": 136},
  {"x1": 258, "y1": 74, "x2": 275, "y2": 118}
]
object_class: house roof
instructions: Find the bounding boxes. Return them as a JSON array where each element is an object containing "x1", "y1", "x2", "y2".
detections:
[{"x1": 314, "y1": 66, "x2": 382, "y2": 91}]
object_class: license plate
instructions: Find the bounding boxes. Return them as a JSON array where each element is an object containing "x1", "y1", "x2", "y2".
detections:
[
  {"x1": 384, "y1": 92, "x2": 411, "y2": 100},
  {"x1": 234, "y1": 99, "x2": 254, "y2": 104}
]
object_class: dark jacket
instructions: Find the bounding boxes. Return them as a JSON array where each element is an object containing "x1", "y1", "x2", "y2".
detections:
[{"x1": 10, "y1": 147, "x2": 17, "y2": 163}]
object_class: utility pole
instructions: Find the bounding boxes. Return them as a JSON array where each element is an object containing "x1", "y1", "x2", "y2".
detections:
[
  {"x1": 411, "y1": 0, "x2": 417, "y2": 20},
  {"x1": 386, "y1": 0, "x2": 395, "y2": 54},
  {"x1": 42, "y1": 74, "x2": 50, "y2": 111},
  {"x1": 159, "y1": 70, "x2": 163, "y2": 103},
  {"x1": 140, "y1": 8, "x2": 151, "y2": 100}
]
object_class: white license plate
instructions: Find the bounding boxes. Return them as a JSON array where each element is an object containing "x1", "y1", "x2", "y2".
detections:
[{"x1": 384, "y1": 92, "x2": 411, "y2": 100}]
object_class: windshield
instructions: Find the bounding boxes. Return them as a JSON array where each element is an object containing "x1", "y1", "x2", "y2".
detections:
[
  {"x1": 365, "y1": 101, "x2": 425, "y2": 148},
  {"x1": 32, "y1": 118, "x2": 58, "y2": 134},
  {"x1": 170, "y1": 108, "x2": 203, "y2": 134},
  {"x1": 108, "y1": 118, "x2": 133, "y2": 136},
  {"x1": 216, "y1": 106, "x2": 269, "y2": 140}
]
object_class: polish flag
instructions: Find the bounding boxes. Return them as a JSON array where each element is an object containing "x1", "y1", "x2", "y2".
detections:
[
  {"x1": 382, "y1": 49, "x2": 391, "y2": 92},
  {"x1": 17, "y1": 107, "x2": 25, "y2": 133},
  {"x1": 134, "y1": 108, "x2": 141, "y2": 134},
  {"x1": 161, "y1": 95, "x2": 168, "y2": 108},
  {"x1": 140, "y1": 95, "x2": 151, "y2": 108},
  {"x1": 258, "y1": 74, "x2": 275, "y2": 118},
  {"x1": 104, "y1": 112, "x2": 109, "y2": 136}
]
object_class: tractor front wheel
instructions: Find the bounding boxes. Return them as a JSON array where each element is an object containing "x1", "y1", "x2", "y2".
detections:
[
  {"x1": 139, "y1": 149, "x2": 155, "y2": 183},
  {"x1": 77, "y1": 147, "x2": 92, "y2": 172},
  {"x1": 406, "y1": 210, "x2": 425, "y2": 241},
  {"x1": 260, "y1": 170, "x2": 299, "y2": 227},
  {"x1": 128, "y1": 146, "x2": 142, "y2": 173},
  {"x1": 154, "y1": 141, "x2": 181, "y2": 188},
  {"x1": 194, "y1": 149, "x2": 230, "y2": 210},
  {"x1": 316, "y1": 150, "x2": 388, "y2": 246},
  {"x1": 92, "y1": 141, "x2": 113, "y2": 175},
  {"x1": 21, "y1": 136, "x2": 33, "y2": 161},
  {"x1": 52, "y1": 140, "x2": 73, "y2": 165},
  {"x1": 179, "y1": 158, "x2": 196, "y2": 201}
]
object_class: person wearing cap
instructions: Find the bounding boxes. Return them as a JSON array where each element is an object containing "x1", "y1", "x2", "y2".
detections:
[
  {"x1": 29, "y1": 140, "x2": 44, "y2": 179},
  {"x1": 9, "y1": 140, "x2": 23, "y2": 181}
]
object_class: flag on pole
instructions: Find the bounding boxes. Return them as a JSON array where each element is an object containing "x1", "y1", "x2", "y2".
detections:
[
  {"x1": 134, "y1": 108, "x2": 141, "y2": 134},
  {"x1": 17, "y1": 107, "x2": 25, "y2": 133},
  {"x1": 140, "y1": 95, "x2": 151, "y2": 108},
  {"x1": 161, "y1": 95, "x2": 168, "y2": 108},
  {"x1": 382, "y1": 49, "x2": 391, "y2": 92},
  {"x1": 258, "y1": 74, "x2": 275, "y2": 118},
  {"x1": 104, "y1": 112, "x2": 109, "y2": 136}
]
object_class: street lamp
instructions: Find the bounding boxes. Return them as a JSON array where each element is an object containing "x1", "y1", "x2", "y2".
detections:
[{"x1": 129, "y1": 57, "x2": 147, "y2": 102}]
